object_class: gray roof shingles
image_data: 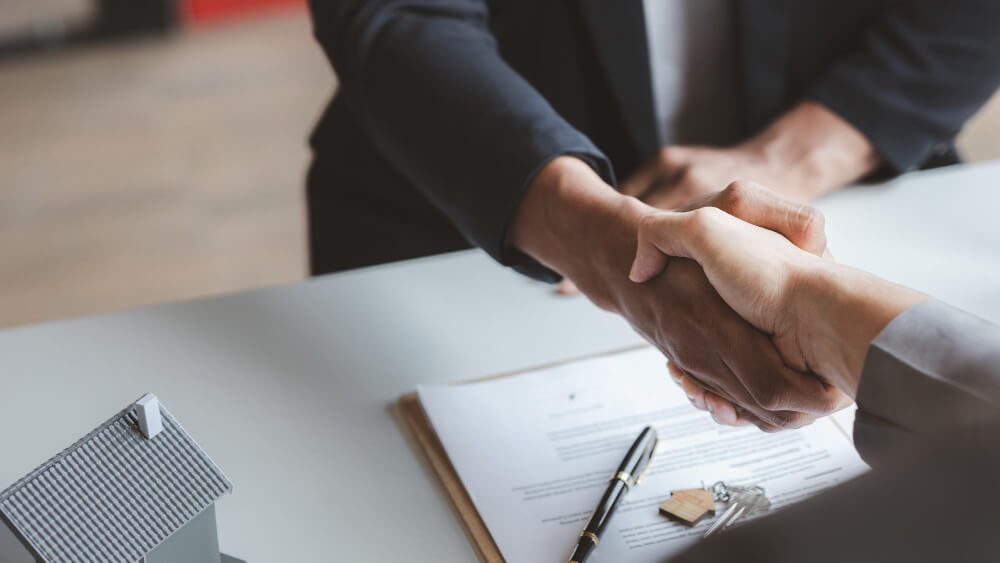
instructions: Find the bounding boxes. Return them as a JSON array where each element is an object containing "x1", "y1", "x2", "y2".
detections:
[{"x1": 0, "y1": 399, "x2": 232, "y2": 563}]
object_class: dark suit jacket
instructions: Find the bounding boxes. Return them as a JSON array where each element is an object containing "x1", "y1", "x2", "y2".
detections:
[
  {"x1": 668, "y1": 300, "x2": 1000, "y2": 562},
  {"x1": 307, "y1": 0, "x2": 1000, "y2": 278}
]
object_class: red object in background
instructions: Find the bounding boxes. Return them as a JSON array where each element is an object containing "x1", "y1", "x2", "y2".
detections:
[{"x1": 182, "y1": 0, "x2": 305, "y2": 25}]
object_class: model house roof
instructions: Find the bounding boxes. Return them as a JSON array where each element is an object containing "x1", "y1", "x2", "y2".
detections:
[{"x1": 0, "y1": 394, "x2": 232, "y2": 563}]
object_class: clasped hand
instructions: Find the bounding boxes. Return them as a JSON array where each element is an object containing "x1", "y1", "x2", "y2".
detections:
[
  {"x1": 628, "y1": 182, "x2": 852, "y2": 430},
  {"x1": 512, "y1": 158, "x2": 859, "y2": 432},
  {"x1": 628, "y1": 180, "x2": 927, "y2": 426}
]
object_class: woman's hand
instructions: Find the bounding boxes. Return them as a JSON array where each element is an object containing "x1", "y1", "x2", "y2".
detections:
[{"x1": 629, "y1": 182, "x2": 928, "y2": 416}]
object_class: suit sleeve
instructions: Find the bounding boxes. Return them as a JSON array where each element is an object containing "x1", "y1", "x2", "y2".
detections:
[
  {"x1": 808, "y1": 0, "x2": 1000, "y2": 173},
  {"x1": 308, "y1": 0, "x2": 613, "y2": 281},
  {"x1": 852, "y1": 300, "x2": 1000, "y2": 466}
]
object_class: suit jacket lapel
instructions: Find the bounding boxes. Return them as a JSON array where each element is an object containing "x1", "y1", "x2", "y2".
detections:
[
  {"x1": 578, "y1": 0, "x2": 660, "y2": 161},
  {"x1": 735, "y1": 0, "x2": 792, "y2": 134}
]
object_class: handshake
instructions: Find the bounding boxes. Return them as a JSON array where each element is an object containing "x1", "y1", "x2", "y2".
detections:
[{"x1": 512, "y1": 156, "x2": 926, "y2": 432}]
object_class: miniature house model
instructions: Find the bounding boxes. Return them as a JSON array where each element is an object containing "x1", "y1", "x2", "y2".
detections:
[{"x1": 0, "y1": 394, "x2": 241, "y2": 563}]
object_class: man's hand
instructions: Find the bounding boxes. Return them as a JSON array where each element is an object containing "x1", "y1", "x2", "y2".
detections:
[
  {"x1": 621, "y1": 101, "x2": 881, "y2": 210},
  {"x1": 621, "y1": 144, "x2": 786, "y2": 210},
  {"x1": 629, "y1": 183, "x2": 929, "y2": 400},
  {"x1": 511, "y1": 158, "x2": 846, "y2": 431},
  {"x1": 645, "y1": 182, "x2": 851, "y2": 426}
]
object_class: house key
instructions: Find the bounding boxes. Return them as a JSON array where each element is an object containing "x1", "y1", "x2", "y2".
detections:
[{"x1": 702, "y1": 481, "x2": 771, "y2": 538}]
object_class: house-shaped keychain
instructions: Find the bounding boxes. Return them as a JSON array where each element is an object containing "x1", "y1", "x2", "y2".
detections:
[{"x1": 0, "y1": 393, "x2": 244, "y2": 563}]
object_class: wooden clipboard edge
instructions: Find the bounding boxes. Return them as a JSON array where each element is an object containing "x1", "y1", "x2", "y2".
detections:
[
  {"x1": 396, "y1": 342, "x2": 650, "y2": 562},
  {"x1": 398, "y1": 392, "x2": 503, "y2": 562}
]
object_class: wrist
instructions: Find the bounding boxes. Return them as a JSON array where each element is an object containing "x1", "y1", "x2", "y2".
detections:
[
  {"x1": 742, "y1": 101, "x2": 880, "y2": 200},
  {"x1": 798, "y1": 262, "x2": 928, "y2": 397},
  {"x1": 510, "y1": 156, "x2": 650, "y2": 310}
]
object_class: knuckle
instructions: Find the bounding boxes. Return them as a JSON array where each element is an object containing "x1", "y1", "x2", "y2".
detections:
[
  {"x1": 712, "y1": 181, "x2": 748, "y2": 216},
  {"x1": 725, "y1": 179, "x2": 752, "y2": 197},
  {"x1": 637, "y1": 212, "x2": 659, "y2": 235},
  {"x1": 771, "y1": 198, "x2": 829, "y2": 255},
  {"x1": 782, "y1": 412, "x2": 817, "y2": 430},
  {"x1": 767, "y1": 410, "x2": 798, "y2": 429},
  {"x1": 687, "y1": 206, "x2": 721, "y2": 227},
  {"x1": 817, "y1": 387, "x2": 846, "y2": 413},
  {"x1": 797, "y1": 204, "x2": 825, "y2": 236},
  {"x1": 750, "y1": 385, "x2": 784, "y2": 411},
  {"x1": 756, "y1": 422, "x2": 784, "y2": 433},
  {"x1": 658, "y1": 146, "x2": 682, "y2": 166}
]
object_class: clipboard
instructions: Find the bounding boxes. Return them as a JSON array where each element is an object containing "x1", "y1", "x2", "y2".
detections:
[
  {"x1": 398, "y1": 392, "x2": 504, "y2": 562},
  {"x1": 396, "y1": 344, "x2": 647, "y2": 563}
]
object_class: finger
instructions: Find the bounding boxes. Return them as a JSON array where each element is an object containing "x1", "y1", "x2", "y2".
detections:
[
  {"x1": 678, "y1": 353, "x2": 804, "y2": 429},
  {"x1": 723, "y1": 329, "x2": 846, "y2": 416},
  {"x1": 695, "y1": 360, "x2": 822, "y2": 430},
  {"x1": 681, "y1": 371, "x2": 777, "y2": 430},
  {"x1": 701, "y1": 356, "x2": 797, "y2": 428},
  {"x1": 705, "y1": 393, "x2": 740, "y2": 426},
  {"x1": 729, "y1": 406, "x2": 753, "y2": 426},
  {"x1": 658, "y1": 259, "x2": 817, "y2": 428},
  {"x1": 694, "y1": 180, "x2": 828, "y2": 257},
  {"x1": 643, "y1": 183, "x2": 705, "y2": 211},
  {"x1": 676, "y1": 367, "x2": 736, "y2": 421},
  {"x1": 557, "y1": 278, "x2": 580, "y2": 295},
  {"x1": 673, "y1": 190, "x2": 719, "y2": 213},
  {"x1": 679, "y1": 373, "x2": 708, "y2": 410},
  {"x1": 620, "y1": 148, "x2": 686, "y2": 198},
  {"x1": 628, "y1": 210, "x2": 711, "y2": 283},
  {"x1": 620, "y1": 162, "x2": 666, "y2": 198},
  {"x1": 667, "y1": 361, "x2": 685, "y2": 384}
]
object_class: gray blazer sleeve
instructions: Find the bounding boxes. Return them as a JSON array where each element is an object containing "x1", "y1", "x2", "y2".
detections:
[
  {"x1": 852, "y1": 300, "x2": 1000, "y2": 466},
  {"x1": 667, "y1": 416, "x2": 1000, "y2": 563},
  {"x1": 667, "y1": 300, "x2": 1000, "y2": 563}
]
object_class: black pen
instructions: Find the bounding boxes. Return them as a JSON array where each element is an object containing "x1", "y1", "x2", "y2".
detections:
[{"x1": 568, "y1": 426, "x2": 659, "y2": 563}]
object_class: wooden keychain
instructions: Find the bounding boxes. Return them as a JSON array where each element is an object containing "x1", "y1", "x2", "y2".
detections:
[
  {"x1": 660, "y1": 482, "x2": 772, "y2": 535},
  {"x1": 658, "y1": 488, "x2": 716, "y2": 525}
]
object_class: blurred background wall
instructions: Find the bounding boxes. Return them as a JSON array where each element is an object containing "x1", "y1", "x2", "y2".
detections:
[{"x1": 0, "y1": 0, "x2": 998, "y2": 330}]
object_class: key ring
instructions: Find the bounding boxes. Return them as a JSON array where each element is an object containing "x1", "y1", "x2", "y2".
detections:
[{"x1": 710, "y1": 481, "x2": 731, "y2": 502}]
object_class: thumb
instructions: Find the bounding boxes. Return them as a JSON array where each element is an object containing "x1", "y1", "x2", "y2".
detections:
[{"x1": 628, "y1": 211, "x2": 705, "y2": 283}]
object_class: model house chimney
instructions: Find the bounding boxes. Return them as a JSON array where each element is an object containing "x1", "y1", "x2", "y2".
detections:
[{"x1": 136, "y1": 394, "x2": 163, "y2": 439}]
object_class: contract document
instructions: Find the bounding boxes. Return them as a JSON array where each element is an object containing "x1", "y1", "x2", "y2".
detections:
[{"x1": 418, "y1": 347, "x2": 868, "y2": 563}]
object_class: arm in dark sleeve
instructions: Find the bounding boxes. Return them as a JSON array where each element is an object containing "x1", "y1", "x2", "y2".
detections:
[
  {"x1": 309, "y1": 0, "x2": 613, "y2": 280},
  {"x1": 852, "y1": 300, "x2": 1000, "y2": 466},
  {"x1": 809, "y1": 0, "x2": 1000, "y2": 173}
]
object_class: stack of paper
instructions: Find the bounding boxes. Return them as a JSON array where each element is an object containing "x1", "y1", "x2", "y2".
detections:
[{"x1": 418, "y1": 347, "x2": 868, "y2": 562}]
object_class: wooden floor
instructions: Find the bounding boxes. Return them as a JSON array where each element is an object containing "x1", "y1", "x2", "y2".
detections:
[
  {"x1": 0, "y1": 11, "x2": 333, "y2": 329},
  {"x1": 0, "y1": 9, "x2": 998, "y2": 329}
]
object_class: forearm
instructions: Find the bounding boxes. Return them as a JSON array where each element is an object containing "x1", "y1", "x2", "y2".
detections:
[
  {"x1": 311, "y1": 1, "x2": 611, "y2": 268},
  {"x1": 741, "y1": 101, "x2": 880, "y2": 201},
  {"x1": 510, "y1": 157, "x2": 650, "y2": 311},
  {"x1": 800, "y1": 262, "x2": 929, "y2": 397}
]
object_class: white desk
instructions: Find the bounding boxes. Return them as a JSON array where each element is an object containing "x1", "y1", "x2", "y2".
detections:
[{"x1": 1, "y1": 161, "x2": 998, "y2": 561}]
